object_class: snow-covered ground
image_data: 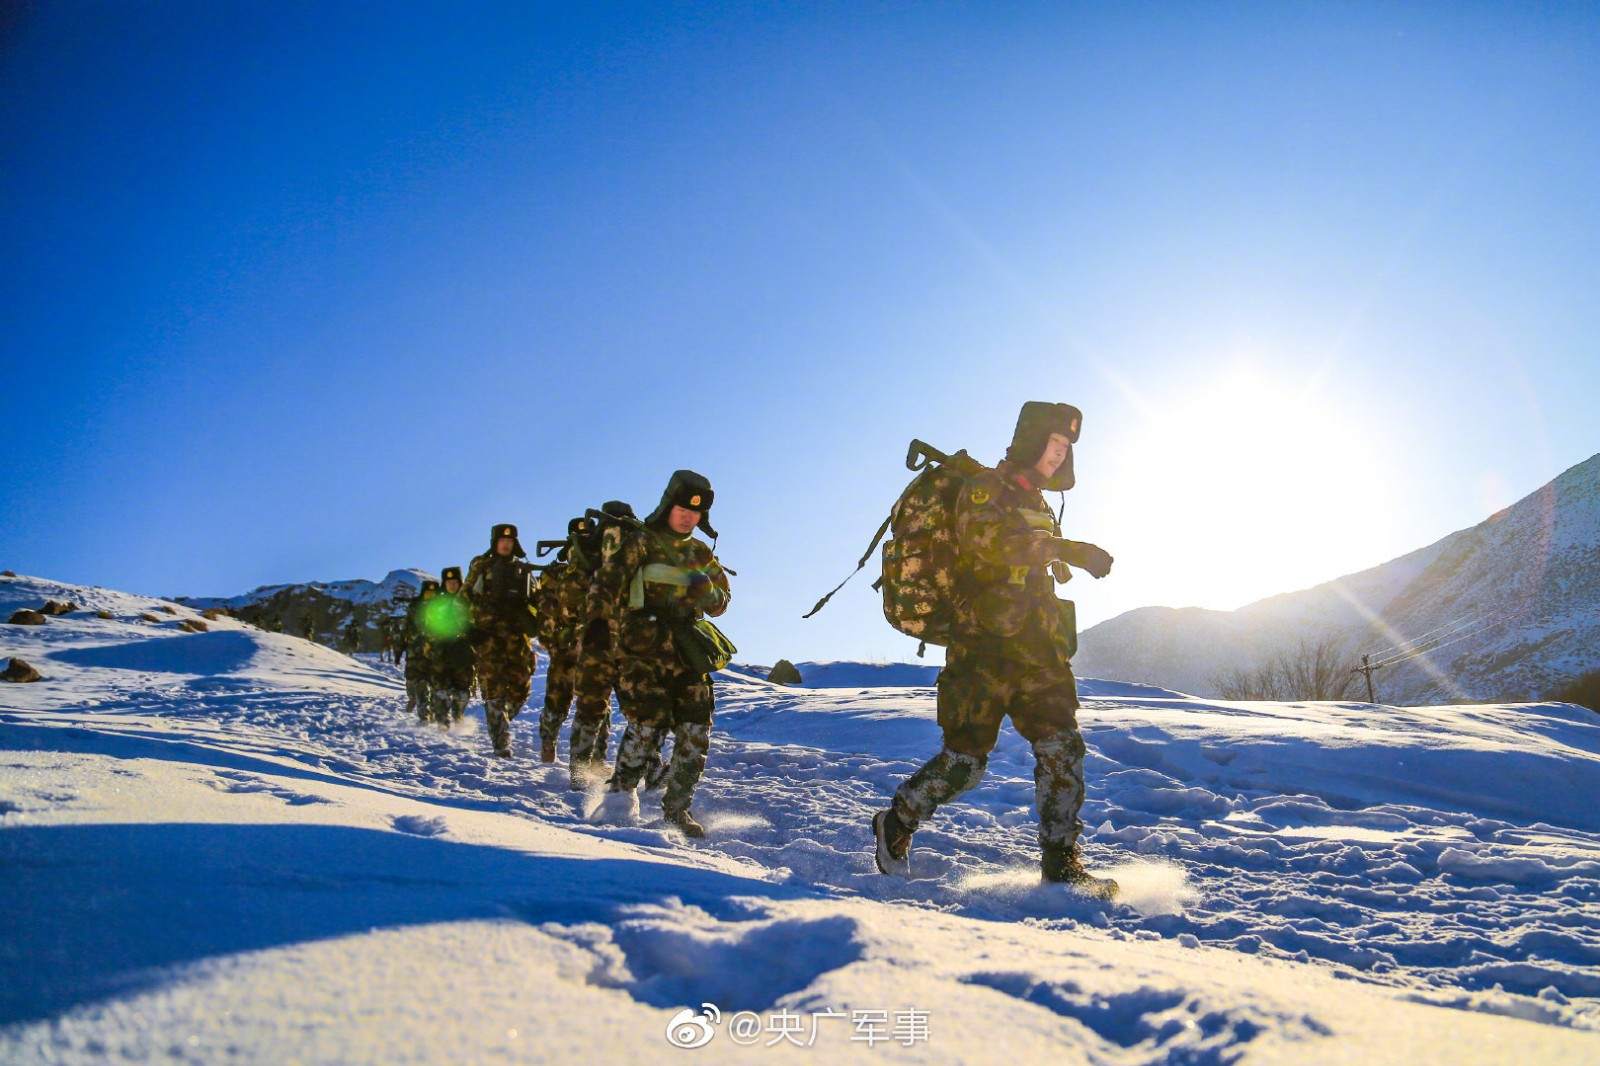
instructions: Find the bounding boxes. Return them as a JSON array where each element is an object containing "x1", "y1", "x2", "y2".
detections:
[{"x1": 3, "y1": 573, "x2": 1599, "y2": 1063}]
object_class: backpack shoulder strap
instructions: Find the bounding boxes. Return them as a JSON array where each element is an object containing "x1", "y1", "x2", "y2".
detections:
[
  {"x1": 801, "y1": 509, "x2": 893, "y2": 619},
  {"x1": 803, "y1": 445, "x2": 966, "y2": 619}
]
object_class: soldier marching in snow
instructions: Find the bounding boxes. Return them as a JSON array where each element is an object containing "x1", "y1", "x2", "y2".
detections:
[
  {"x1": 586, "y1": 471, "x2": 732, "y2": 838},
  {"x1": 399, "y1": 579, "x2": 440, "y2": 721},
  {"x1": 536, "y1": 504, "x2": 636, "y2": 789},
  {"x1": 573, "y1": 502, "x2": 657, "y2": 791},
  {"x1": 464, "y1": 524, "x2": 539, "y2": 758},
  {"x1": 533, "y1": 518, "x2": 590, "y2": 765},
  {"x1": 423, "y1": 565, "x2": 476, "y2": 727},
  {"x1": 871, "y1": 402, "x2": 1119, "y2": 896}
]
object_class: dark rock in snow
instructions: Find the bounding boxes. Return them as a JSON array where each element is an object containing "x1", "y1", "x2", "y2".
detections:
[
  {"x1": 767, "y1": 659, "x2": 804, "y2": 685},
  {"x1": 2, "y1": 657, "x2": 41, "y2": 682},
  {"x1": 7, "y1": 610, "x2": 46, "y2": 626},
  {"x1": 41, "y1": 600, "x2": 78, "y2": 616}
]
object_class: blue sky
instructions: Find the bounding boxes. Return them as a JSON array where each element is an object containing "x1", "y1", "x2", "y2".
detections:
[{"x1": 3, "y1": 2, "x2": 1597, "y2": 665}]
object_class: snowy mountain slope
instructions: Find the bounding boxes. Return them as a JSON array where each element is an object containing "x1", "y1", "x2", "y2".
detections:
[
  {"x1": 4, "y1": 572, "x2": 1600, "y2": 1063},
  {"x1": 175, "y1": 568, "x2": 435, "y2": 648},
  {"x1": 179, "y1": 568, "x2": 435, "y2": 611},
  {"x1": 1075, "y1": 452, "x2": 1600, "y2": 704}
]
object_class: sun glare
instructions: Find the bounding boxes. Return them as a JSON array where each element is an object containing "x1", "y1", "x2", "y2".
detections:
[{"x1": 1103, "y1": 363, "x2": 1384, "y2": 611}]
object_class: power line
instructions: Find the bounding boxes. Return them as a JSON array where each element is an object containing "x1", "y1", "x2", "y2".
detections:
[{"x1": 1366, "y1": 607, "x2": 1518, "y2": 671}]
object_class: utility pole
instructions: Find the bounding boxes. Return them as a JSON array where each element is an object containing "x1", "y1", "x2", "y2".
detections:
[{"x1": 1353, "y1": 654, "x2": 1380, "y2": 704}]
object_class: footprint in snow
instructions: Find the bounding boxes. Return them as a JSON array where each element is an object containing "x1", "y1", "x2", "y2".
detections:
[{"x1": 391, "y1": 814, "x2": 449, "y2": 837}]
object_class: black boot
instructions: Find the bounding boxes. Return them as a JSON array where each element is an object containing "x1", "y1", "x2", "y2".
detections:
[
  {"x1": 665, "y1": 808, "x2": 705, "y2": 839},
  {"x1": 872, "y1": 807, "x2": 913, "y2": 877},
  {"x1": 1041, "y1": 842, "x2": 1118, "y2": 899}
]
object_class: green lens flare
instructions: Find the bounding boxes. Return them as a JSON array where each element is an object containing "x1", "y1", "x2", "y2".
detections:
[{"x1": 420, "y1": 595, "x2": 471, "y2": 641}]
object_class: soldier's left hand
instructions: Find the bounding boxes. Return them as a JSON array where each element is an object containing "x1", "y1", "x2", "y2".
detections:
[{"x1": 1056, "y1": 540, "x2": 1114, "y2": 579}]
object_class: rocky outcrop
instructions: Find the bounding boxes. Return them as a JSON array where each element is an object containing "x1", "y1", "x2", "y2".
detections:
[
  {"x1": 767, "y1": 659, "x2": 804, "y2": 685},
  {"x1": 2, "y1": 657, "x2": 41, "y2": 682},
  {"x1": 177, "y1": 569, "x2": 435, "y2": 653}
]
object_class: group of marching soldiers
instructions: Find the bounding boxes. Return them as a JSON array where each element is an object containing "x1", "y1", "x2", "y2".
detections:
[
  {"x1": 385, "y1": 401, "x2": 1123, "y2": 889},
  {"x1": 396, "y1": 469, "x2": 732, "y2": 839}
]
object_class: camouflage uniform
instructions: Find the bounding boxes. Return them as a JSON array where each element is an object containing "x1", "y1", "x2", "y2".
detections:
[
  {"x1": 400, "y1": 583, "x2": 439, "y2": 722},
  {"x1": 587, "y1": 472, "x2": 730, "y2": 832},
  {"x1": 567, "y1": 505, "x2": 644, "y2": 786},
  {"x1": 465, "y1": 525, "x2": 539, "y2": 757},
  {"x1": 570, "y1": 648, "x2": 625, "y2": 785},
  {"x1": 533, "y1": 553, "x2": 590, "y2": 762},
  {"x1": 881, "y1": 402, "x2": 1114, "y2": 886},
  {"x1": 424, "y1": 574, "x2": 475, "y2": 726}
]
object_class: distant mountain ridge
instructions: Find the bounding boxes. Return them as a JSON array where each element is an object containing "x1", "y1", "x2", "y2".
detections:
[
  {"x1": 176, "y1": 569, "x2": 435, "y2": 648},
  {"x1": 1074, "y1": 453, "x2": 1600, "y2": 705}
]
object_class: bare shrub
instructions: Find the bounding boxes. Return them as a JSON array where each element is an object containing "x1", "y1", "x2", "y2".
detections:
[
  {"x1": 1212, "y1": 637, "x2": 1359, "y2": 702},
  {"x1": 1547, "y1": 670, "x2": 1600, "y2": 716}
]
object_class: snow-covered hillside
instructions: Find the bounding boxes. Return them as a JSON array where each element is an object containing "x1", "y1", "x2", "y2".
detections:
[
  {"x1": 4, "y1": 572, "x2": 1600, "y2": 1063},
  {"x1": 179, "y1": 568, "x2": 434, "y2": 611},
  {"x1": 175, "y1": 569, "x2": 435, "y2": 649},
  {"x1": 1076, "y1": 452, "x2": 1600, "y2": 705}
]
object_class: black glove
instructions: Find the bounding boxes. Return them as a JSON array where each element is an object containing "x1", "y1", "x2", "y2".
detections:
[
  {"x1": 583, "y1": 618, "x2": 610, "y2": 651},
  {"x1": 1055, "y1": 540, "x2": 1114, "y2": 579}
]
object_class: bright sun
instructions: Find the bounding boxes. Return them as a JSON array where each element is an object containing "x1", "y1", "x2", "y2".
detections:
[{"x1": 1099, "y1": 363, "x2": 1388, "y2": 612}]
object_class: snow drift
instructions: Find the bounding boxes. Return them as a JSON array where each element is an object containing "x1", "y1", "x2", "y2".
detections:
[{"x1": 3, "y1": 572, "x2": 1599, "y2": 1063}]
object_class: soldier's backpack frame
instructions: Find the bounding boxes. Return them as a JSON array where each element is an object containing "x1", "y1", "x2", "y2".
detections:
[
  {"x1": 806, "y1": 438, "x2": 1081, "y2": 659},
  {"x1": 804, "y1": 439, "x2": 987, "y2": 656}
]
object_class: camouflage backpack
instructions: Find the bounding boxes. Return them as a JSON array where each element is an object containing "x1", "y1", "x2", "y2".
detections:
[{"x1": 804, "y1": 440, "x2": 988, "y2": 654}]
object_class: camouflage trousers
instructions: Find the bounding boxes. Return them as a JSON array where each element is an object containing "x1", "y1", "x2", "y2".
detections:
[
  {"x1": 476, "y1": 629, "x2": 535, "y2": 711},
  {"x1": 476, "y1": 628, "x2": 535, "y2": 756},
  {"x1": 427, "y1": 648, "x2": 474, "y2": 728},
  {"x1": 892, "y1": 644, "x2": 1086, "y2": 851},
  {"x1": 429, "y1": 687, "x2": 470, "y2": 727},
  {"x1": 538, "y1": 644, "x2": 580, "y2": 748},
  {"x1": 569, "y1": 649, "x2": 620, "y2": 767},
  {"x1": 404, "y1": 656, "x2": 432, "y2": 721},
  {"x1": 404, "y1": 676, "x2": 431, "y2": 720},
  {"x1": 611, "y1": 719, "x2": 709, "y2": 818},
  {"x1": 610, "y1": 647, "x2": 713, "y2": 815},
  {"x1": 538, "y1": 646, "x2": 620, "y2": 781}
]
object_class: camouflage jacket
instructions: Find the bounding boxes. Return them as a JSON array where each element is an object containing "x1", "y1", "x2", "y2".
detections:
[
  {"x1": 951, "y1": 461, "x2": 1075, "y2": 668},
  {"x1": 464, "y1": 551, "x2": 538, "y2": 637},
  {"x1": 585, "y1": 523, "x2": 730, "y2": 663},
  {"x1": 532, "y1": 560, "x2": 590, "y2": 652}
]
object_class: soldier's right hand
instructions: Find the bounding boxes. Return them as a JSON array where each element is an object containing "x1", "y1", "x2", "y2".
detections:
[{"x1": 583, "y1": 619, "x2": 610, "y2": 650}]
